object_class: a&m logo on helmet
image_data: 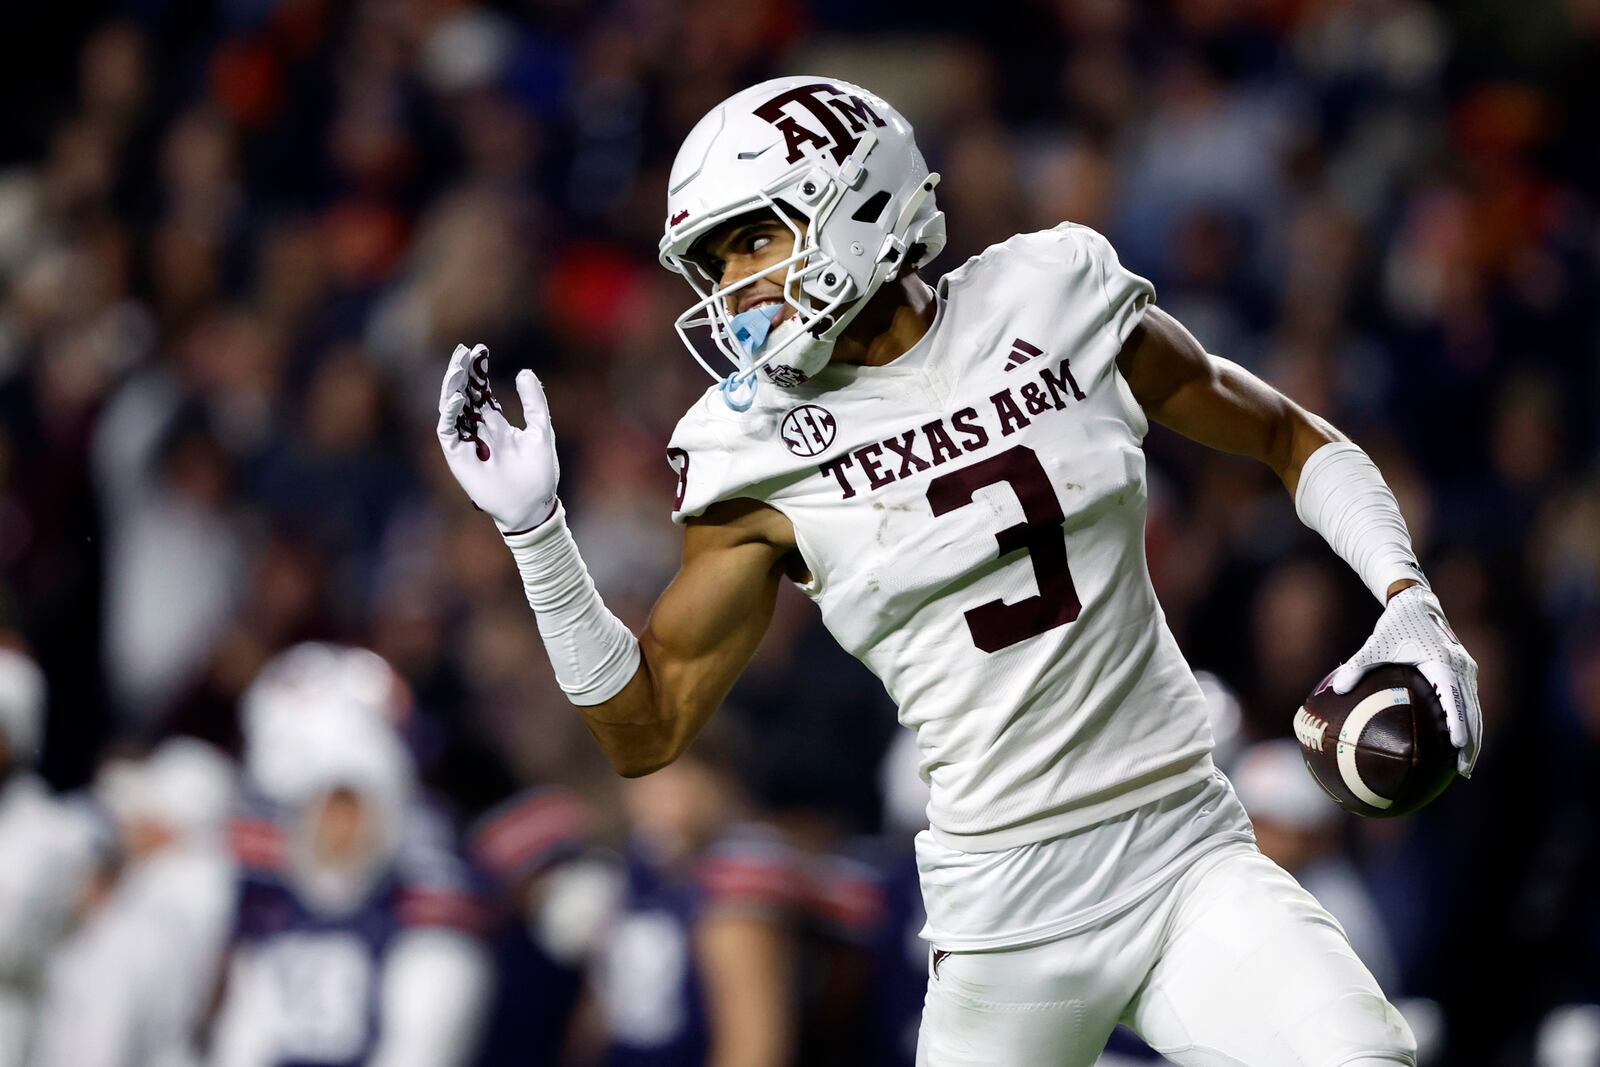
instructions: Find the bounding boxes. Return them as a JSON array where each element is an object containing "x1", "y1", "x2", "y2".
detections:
[
  {"x1": 779, "y1": 404, "x2": 837, "y2": 457},
  {"x1": 753, "y1": 82, "x2": 888, "y2": 165}
]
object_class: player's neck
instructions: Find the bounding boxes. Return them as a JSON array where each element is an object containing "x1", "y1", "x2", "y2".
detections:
[{"x1": 829, "y1": 275, "x2": 937, "y2": 368}]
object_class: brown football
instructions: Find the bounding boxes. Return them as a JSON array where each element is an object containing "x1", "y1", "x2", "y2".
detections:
[{"x1": 1292, "y1": 663, "x2": 1456, "y2": 818}]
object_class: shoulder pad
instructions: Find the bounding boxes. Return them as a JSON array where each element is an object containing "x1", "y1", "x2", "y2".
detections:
[
  {"x1": 666, "y1": 387, "x2": 807, "y2": 524},
  {"x1": 802, "y1": 853, "x2": 887, "y2": 941},
  {"x1": 694, "y1": 825, "x2": 803, "y2": 910},
  {"x1": 470, "y1": 786, "x2": 594, "y2": 883},
  {"x1": 941, "y1": 223, "x2": 1154, "y2": 348},
  {"x1": 228, "y1": 815, "x2": 287, "y2": 874}
]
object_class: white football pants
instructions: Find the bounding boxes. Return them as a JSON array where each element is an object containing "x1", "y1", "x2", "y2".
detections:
[{"x1": 917, "y1": 842, "x2": 1416, "y2": 1067}]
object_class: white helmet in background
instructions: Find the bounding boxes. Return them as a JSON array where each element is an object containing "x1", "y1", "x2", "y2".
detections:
[
  {"x1": 240, "y1": 642, "x2": 410, "y2": 803},
  {"x1": 1232, "y1": 739, "x2": 1339, "y2": 833},
  {"x1": 279, "y1": 708, "x2": 415, "y2": 915},
  {"x1": 141, "y1": 738, "x2": 238, "y2": 838},
  {"x1": 659, "y1": 76, "x2": 946, "y2": 407},
  {"x1": 0, "y1": 646, "x2": 46, "y2": 768}
]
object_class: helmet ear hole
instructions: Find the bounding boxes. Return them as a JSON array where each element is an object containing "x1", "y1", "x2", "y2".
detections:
[
  {"x1": 897, "y1": 241, "x2": 929, "y2": 278},
  {"x1": 850, "y1": 190, "x2": 892, "y2": 224}
]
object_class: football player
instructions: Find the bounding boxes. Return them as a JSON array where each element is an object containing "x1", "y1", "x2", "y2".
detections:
[
  {"x1": 591, "y1": 727, "x2": 799, "y2": 1067},
  {"x1": 436, "y1": 77, "x2": 1484, "y2": 1065},
  {"x1": 469, "y1": 786, "x2": 619, "y2": 1067},
  {"x1": 210, "y1": 649, "x2": 490, "y2": 1067}
]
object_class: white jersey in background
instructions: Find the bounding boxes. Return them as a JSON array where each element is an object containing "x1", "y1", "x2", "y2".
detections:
[
  {"x1": 31, "y1": 739, "x2": 239, "y2": 1067},
  {"x1": 669, "y1": 223, "x2": 1217, "y2": 854},
  {"x1": 32, "y1": 844, "x2": 236, "y2": 1067},
  {"x1": 0, "y1": 775, "x2": 99, "y2": 1067}
]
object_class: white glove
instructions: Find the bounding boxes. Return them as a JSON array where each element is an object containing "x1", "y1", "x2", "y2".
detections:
[
  {"x1": 1330, "y1": 584, "x2": 1483, "y2": 777},
  {"x1": 435, "y1": 343, "x2": 558, "y2": 533}
]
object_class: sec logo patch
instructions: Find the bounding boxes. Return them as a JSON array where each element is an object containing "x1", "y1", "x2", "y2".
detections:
[{"x1": 780, "y1": 404, "x2": 837, "y2": 457}]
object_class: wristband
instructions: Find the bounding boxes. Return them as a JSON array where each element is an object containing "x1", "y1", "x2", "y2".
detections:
[
  {"x1": 503, "y1": 503, "x2": 641, "y2": 706},
  {"x1": 1295, "y1": 442, "x2": 1428, "y2": 605}
]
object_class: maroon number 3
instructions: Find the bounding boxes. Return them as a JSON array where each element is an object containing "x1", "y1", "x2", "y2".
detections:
[{"x1": 926, "y1": 445, "x2": 1081, "y2": 653}]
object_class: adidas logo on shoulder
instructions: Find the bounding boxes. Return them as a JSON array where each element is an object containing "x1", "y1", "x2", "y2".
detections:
[{"x1": 1003, "y1": 337, "x2": 1044, "y2": 371}]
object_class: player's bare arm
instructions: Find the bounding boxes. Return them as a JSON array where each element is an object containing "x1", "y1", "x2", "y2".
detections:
[
  {"x1": 696, "y1": 910, "x2": 796, "y2": 1067},
  {"x1": 1115, "y1": 306, "x2": 1344, "y2": 502},
  {"x1": 435, "y1": 342, "x2": 798, "y2": 777},
  {"x1": 434, "y1": 176, "x2": 946, "y2": 779},
  {"x1": 435, "y1": 204, "x2": 825, "y2": 779},
  {"x1": 584, "y1": 500, "x2": 794, "y2": 776},
  {"x1": 560, "y1": 208, "x2": 829, "y2": 773},
  {"x1": 1116, "y1": 304, "x2": 1483, "y2": 776}
]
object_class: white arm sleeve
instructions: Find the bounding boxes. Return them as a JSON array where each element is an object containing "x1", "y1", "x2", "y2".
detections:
[
  {"x1": 366, "y1": 930, "x2": 492, "y2": 1067},
  {"x1": 0, "y1": 790, "x2": 96, "y2": 984},
  {"x1": 206, "y1": 950, "x2": 279, "y2": 1067},
  {"x1": 504, "y1": 503, "x2": 642, "y2": 706},
  {"x1": 1294, "y1": 441, "x2": 1428, "y2": 604}
]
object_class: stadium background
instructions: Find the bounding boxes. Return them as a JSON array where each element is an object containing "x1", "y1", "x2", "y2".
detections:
[{"x1": 1, "y1": 0, "x2": 1597, "y2": 1063}]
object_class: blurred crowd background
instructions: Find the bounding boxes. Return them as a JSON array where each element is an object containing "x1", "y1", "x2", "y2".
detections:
[{"x1": 1, "y1": 0, "x2": 1598, "y2": 1064}]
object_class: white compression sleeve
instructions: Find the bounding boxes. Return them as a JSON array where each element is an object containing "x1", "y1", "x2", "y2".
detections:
[
  {"x1": 503, "y1": 502, "x2": 642, "y2": 706},
  {"x1": 1294, "y1": 441, "x2": 1428, "y2": 605}
]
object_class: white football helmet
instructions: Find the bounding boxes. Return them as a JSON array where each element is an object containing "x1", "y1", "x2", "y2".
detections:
[
  {"x1": 121, "y1": 738, "x2": 239, "y2": 839},
  {"x1": 241, "y1": 645, "x2": 417, "y2": 912},
  {"x1": 659, "y1": 76, "x2": 946, "y2": 407},
  {"x1": 240, "y1": 642, "x2": 411, "y2": 803}
]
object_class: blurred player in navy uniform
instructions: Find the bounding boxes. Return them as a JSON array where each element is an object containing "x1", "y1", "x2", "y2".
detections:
[
  {"x1": 593, "y1": 727, "x2": 798, "y2": 1067},
  {"x1": 790, "y1": 820, "x2": 888, "y2": 1067},
  {"x1": 470, "y1": 786, "x2": 620, "y2": 1067},
  {"x1": 209, "y1": 646, "x2": 491, "y2": 1067}
]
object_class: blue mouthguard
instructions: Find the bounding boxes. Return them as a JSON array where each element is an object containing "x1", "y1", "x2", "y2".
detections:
[
  {"x1": 729, "y1": 305, "x2": 783, "y2": 358},
  {"x1": 721, "y1": 305, "x2": 785, "y2": 410}
]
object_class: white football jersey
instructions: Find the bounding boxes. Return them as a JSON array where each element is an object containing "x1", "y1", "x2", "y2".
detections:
[{"x1": 668, "y1": 223, "x2": 1216, "y2": 851}]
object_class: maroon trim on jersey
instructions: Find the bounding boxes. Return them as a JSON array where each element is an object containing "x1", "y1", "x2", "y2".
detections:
[{"x1": 667, "y1": 447, "x2": 691, "y2": 511}]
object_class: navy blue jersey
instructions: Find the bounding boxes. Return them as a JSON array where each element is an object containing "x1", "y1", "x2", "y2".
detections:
[
  {"x1": 790, "y1": 846, "x2": 888, "y2": 1067},
  {"x1": 598, "y1": 829, "x2": 798, "y2": 1067},
  {"x1": 225, "y1": 807, "x2": 483, "y2": 1067},
  {"x1": 474, "y1": 922, "x2": 584, "y2": 1067},
  {"x1": 1101, "y1": 1025, "x2": 1165, "y2": 1061},
  {"x1": 469, "y1": 788, "x2": 599, "y2": 1067}
]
